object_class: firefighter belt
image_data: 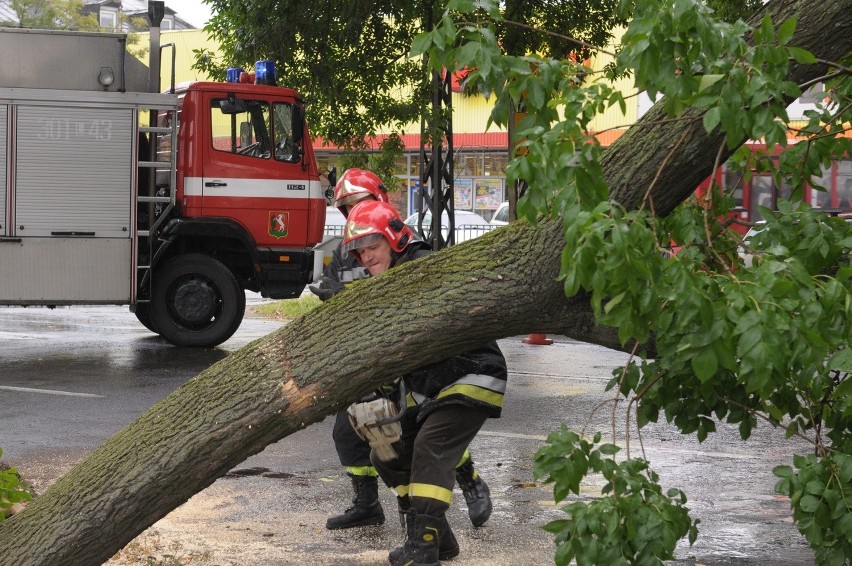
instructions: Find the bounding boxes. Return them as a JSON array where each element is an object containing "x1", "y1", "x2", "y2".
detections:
[{"x1": 347, "y1": 396, "x2": 402, "y2": 462}]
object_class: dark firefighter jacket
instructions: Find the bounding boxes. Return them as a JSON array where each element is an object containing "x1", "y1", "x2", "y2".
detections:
[{"x1": 392, "y1": 242, "x2": 508, "y2": 420}]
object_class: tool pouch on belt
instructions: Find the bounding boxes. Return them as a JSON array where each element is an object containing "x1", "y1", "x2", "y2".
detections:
[{"x1": 347, "y1": 396, "x2": 402, "y2": 462}]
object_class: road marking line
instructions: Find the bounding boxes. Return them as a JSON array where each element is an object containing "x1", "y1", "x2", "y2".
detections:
[
  {"x1": 478, "y1": 430, "x2": 548, "y2": 441},
  {"x1": 478, "y1": 430, "x2": 760, "y2": 459},
  {"x1": 0, "y1": 386, "x2": 105, "y2": 398}
]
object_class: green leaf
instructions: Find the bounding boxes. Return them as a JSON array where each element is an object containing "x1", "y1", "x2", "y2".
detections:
[
  {"x1": 787, "y1": 46, "x2": 817, "y2": 65},
  {"x1": 598, "y1": 444, "x2": 621, "y2": 456},
  {"x1": 604, "y1": 292, "x2": 626, "y2": 314},
  {"x1": 827, "y1": 348, "x2": 852, "y2": 372},
  {"x1": 799, "y1": 494, "x2": 821, "y2": 513},
  {"x1": 777, "y1": 17, "x2": 797, "y2": 45},
  {"x1": 691, "y1": 347, "x2": 718, "y2": 382},
  {"x1": 703, "y1": 106, "x2": 721, "y2": 133},
  {"x1": 698, "y1": 74, "x2": 723, "y2": 92},
  {"x1": 410, "y1": 32, "x2": 434, "y2": 57}
]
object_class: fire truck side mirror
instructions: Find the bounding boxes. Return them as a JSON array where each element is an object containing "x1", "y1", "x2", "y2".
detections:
[
  {"x1": 292, "y1": 105, "x2": 304, "y2": 145},
  {"x1": 220, "y1": 94, "x2": 247, "y2": 115}
]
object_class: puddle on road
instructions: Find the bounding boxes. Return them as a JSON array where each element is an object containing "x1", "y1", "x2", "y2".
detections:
[{"x1": 223, "y1": 466, "x2": 295, "y2": 480}]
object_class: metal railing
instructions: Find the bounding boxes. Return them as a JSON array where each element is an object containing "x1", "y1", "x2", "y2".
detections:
[{"x1": 323, "y1": 224, "x2": 499, "y2": 242}]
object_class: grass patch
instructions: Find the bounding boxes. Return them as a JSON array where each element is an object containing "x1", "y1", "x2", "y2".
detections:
[{"x1": 251, "y1": 295, "x2": 321, "y2": 319}]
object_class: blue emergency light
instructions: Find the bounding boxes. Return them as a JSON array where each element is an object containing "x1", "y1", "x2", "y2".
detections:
[
  {"x1": 226, "y1": 67, "x2": 244, "y2": 83},
  {"x1": 254, "y1": 60, "x2": 276, "y2": 86}
]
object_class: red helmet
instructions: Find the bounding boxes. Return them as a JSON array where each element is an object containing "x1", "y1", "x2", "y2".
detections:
[
  {"x1": 333, "y1": 168, "x2": 388, "y2": 215},
  {"x1": 341, "y1": 200, "x2": 414, "y2": 257}
]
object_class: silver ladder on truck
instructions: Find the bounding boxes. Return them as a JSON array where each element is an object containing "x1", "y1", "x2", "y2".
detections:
[{"x1": 135, "y1": 101, "x2": 178, "y2": 305}]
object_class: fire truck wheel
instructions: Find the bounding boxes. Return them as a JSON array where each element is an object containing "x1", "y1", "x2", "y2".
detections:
[
  {"x1": 149, "y1": 254, "x2": 246, "y2": 347},
  {"x1": 134, "y1": 303, "x2": 159, "y2": 334}
]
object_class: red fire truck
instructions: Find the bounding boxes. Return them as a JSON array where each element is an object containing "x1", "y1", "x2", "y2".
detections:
[{"x1": 0, "y1": 25, "x2": 325, "y2": 347}]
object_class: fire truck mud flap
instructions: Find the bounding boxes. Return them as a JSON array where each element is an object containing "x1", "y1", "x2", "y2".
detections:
[{"x1": 149, "y1": 253, "x2": 246, "y2": 347}]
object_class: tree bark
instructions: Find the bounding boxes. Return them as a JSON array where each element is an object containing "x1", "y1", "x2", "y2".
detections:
[{"x1": 1, "y1": 0, "x2": 849, "y2": 563}]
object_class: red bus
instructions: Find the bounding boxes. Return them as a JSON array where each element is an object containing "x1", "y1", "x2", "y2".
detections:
[{"x1": 696, "y1": 144, "x2": 852, "y2": 235}]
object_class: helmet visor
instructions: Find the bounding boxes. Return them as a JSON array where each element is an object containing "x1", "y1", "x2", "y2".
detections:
[
  {"x1": 334, "y1": 192, "x2": 372, "y2": 211},
  {"x1": 340, "y1": 232, "x2": 385, "y2": 258}
]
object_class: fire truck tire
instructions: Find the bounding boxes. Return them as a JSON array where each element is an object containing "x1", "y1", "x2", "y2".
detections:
[
  {"x1": 134, "y1": 303, "x2": 159, "y2": 334},
  {"x1": 149, "y1": 254, "x2": 246, "y2": 347}
]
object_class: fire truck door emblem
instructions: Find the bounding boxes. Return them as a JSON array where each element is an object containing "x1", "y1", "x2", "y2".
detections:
[{"x1": 269, "y1": 211, "x2": 289, "y2": 238}]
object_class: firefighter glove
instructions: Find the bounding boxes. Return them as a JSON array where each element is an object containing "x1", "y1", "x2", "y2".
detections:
[
  {"x1": 308, "y1": 276, "x2": 344, "y2": 301},
  {"x1": 347, "y1": 397, "x2": 402, "y2": 462}
]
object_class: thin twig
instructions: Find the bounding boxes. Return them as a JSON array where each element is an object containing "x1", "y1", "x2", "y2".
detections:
[
  {"x1": 581, "y1": 398, "x2": 622, "y2": 438},
  {"x1": 499, "y1": 18, "x2": 616, "y2": 58},
  {"x1": 719, "y1": 396, "x2": 817, "y2": 446},
  {"x1": 613, "y1": 342, "x2": 641, "y2": 458},
  {"x1": 639, "y1": 127, "x2": 691, "y2": 214}
]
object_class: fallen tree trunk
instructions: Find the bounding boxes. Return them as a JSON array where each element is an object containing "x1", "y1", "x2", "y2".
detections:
[{"x1": 0, "y1": 0, "x2": 848, "y2": 563}]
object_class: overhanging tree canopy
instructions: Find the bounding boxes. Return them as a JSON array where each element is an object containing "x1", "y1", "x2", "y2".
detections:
[{"x1": 194, "y1": 0, "x2": 628, "y2": 146}]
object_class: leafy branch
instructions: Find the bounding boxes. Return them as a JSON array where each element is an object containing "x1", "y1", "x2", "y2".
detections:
[
  {"x1": 414, "y1": 0, "x2": 852, "y2": 563},
  {"x1": 0, "y1": 448, "x2": 31, "y2": 522}
]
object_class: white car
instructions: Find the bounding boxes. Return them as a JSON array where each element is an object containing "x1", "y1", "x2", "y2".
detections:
[
  {"x1": 738, "y1": 216, "x2": 851, "y2": 267},
  {"x1": 404, "y1": 209, "x2": 493, "y2": 243},
  {"x1": 490, "y1": 201, "x2": 509, "y2": 226},
  {"x1": 738, "y1": 222, "x2": 766, "y2": 268},
  {"x1": 323, "y1": 206, "x2": 346, "y2": 236}
]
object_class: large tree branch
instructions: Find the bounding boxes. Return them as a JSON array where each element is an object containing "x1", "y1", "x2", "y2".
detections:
[{"x1": 1, "y1": 0, "x2": 850, "y2": 563}]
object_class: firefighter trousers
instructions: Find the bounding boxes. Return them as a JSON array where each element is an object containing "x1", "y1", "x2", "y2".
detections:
[
  {"x1": 332, "y1": 409, "x2": 374, "y2": 471},
  {"x1": 371, "y1": 403, "x2": 490, "y2": 517}
]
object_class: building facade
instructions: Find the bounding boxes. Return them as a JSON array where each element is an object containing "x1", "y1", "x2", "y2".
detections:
[{"x1": 0, "y1": 0, "x2": 194, "y2": 30}]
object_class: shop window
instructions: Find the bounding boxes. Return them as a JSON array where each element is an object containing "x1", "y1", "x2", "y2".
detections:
[
  {"x1": 810, "y1": 163, "x2": 832, "y2": 208},
  {"x1": 777, "y1": 176, "x2": 794, "y2": 202},
  {"x1": 484, "y1": 153, "x2": 507, "y2": 176},
  {"x1": 454, "y1": 153, "x2": 480, "y2": 177},
  {"x1": 837, "y1": 160, "x2": 852, "y2": 209},
  {"x1": 751, "y1": 176, "x2": 773, "y2": 221},
  {"x1": 722, "y1": 165, "x2": 744, "y2": 209},
  {"x1": 394, "y1": 156, "x2": 406, "y2": 176}
]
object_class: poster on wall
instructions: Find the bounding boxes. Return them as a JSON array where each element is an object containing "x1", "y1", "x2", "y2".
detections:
[
  {"x1": 407, "y1": 178, "x2": 423, "y2": 216},
  {"x1": 474, "y1": 178, "x2": 504, "y2": 210},
  {"x1": 454, "y1": 178, "x2": 473, "y2": 210}
]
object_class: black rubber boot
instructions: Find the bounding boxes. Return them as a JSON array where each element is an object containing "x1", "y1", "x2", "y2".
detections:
[
  {"x1": 388, "y1": 512, "x2": 446, "y2": 566},
  {"x1": 391, "y1": 509, "x2": 459, "y2": 562},
  {"x1": 326, "y1": 473, "x2": 385, "y2": 530},
  {"x1": 456, "y1": 459, "x2": 492, "y2": 527}
]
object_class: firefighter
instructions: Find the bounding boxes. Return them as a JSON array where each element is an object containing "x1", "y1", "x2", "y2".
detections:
[
  {"x1": 311, "y1": 169, "x2": 494, "y2": 532},
  {"x1": 340, "y1": 200, "x2": 508, "y2": 566}
]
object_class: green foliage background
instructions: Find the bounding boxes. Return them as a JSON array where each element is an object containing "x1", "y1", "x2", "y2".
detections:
[{"x1": 194, "y1": 0, "x2": 627, "y2": 149}]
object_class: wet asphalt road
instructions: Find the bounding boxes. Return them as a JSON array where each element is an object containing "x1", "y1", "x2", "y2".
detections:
[{"x1": 0, "y1": 300, "x2": 816, "y2": 565}]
